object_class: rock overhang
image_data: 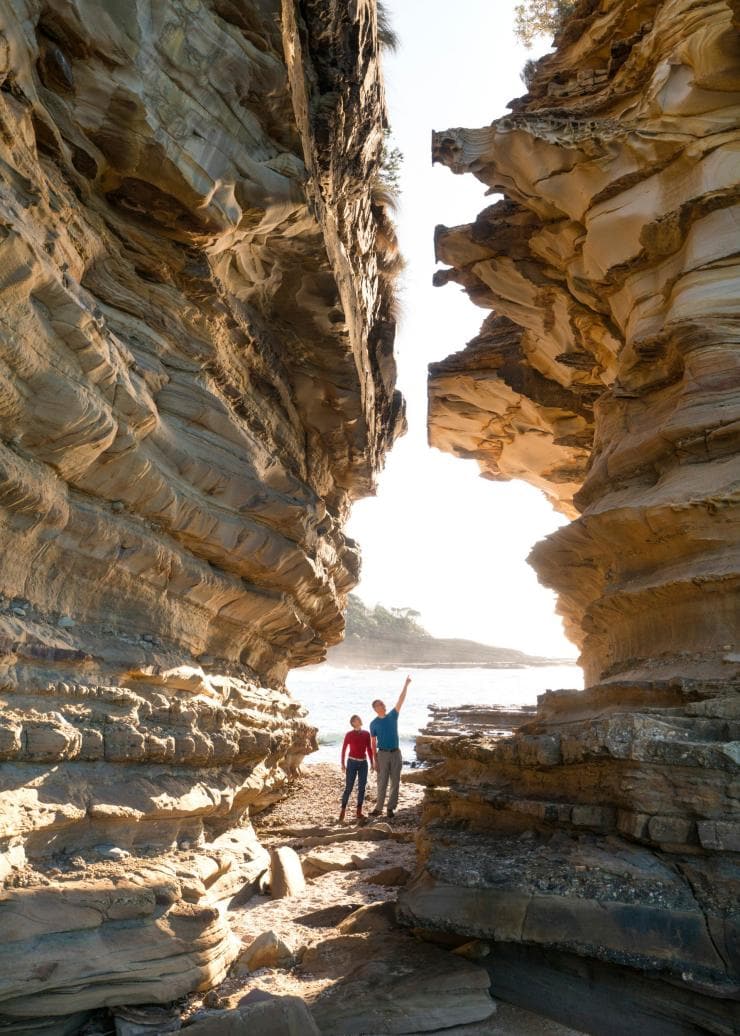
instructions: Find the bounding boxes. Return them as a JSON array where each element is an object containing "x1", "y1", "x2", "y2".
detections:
[
  {"x1": 421, "y1": 0, "x2": 739, "y2": 1028},
  {"x1": 0, "y1": 0, "x2": 404, "y2": 1026}
]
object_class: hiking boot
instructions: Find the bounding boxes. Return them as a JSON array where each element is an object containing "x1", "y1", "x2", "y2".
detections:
[
  {"x1": 356, "y1": 809, "x2": 367, "y2": 825},
  {"x1": 338, "y1": 808, "x2": 346, "y2": 824},
  {"x1": 386, "y1": 809, "x2": 395, "y2": 819}
]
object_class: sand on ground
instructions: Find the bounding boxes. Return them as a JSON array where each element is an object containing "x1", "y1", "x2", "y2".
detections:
[{"x1": 182, "y1": 764, "x2": 586, "y2": 1035}]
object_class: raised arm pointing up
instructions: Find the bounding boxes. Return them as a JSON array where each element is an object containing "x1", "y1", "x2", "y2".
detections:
[{"x1": 395, "y1": 674, "x2": 411, "y2": 713}]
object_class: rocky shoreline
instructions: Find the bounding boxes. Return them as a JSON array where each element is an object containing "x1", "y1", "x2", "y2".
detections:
[{"x1": 58, "y1": 764, "x2": 584, "y2": 1035}]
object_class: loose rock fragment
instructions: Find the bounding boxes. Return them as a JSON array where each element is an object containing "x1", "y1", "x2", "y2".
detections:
[{"x1": 268, "y1": 847, "x2": 306, "y2": 900}]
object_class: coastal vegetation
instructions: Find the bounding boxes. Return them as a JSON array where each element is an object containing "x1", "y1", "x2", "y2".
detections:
[{"x1": 330, "y1": 595, "x2": 552, "y2": 667}]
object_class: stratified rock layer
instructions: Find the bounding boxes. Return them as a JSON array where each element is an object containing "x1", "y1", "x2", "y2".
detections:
[
  {"x1": 0, "y1": 0, "x2": 402, "y2": 1029},
  {"x1": 419, "y1": 1, "x2": 739, "y2": 1031},
  {"x1": 416, "y1": 702, "x2": 535, "y2": 763}
]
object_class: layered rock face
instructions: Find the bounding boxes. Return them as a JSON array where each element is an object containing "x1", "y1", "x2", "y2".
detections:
[
  {"x1": 415, "y1": 1, "x2": 740, "y2": 1031},
  {"x1": 0, "y1": 0, "x2": 402, "y2": 1028},
  {"x1": 416, "y1": 702, "x2": 535, "y2": 763}
]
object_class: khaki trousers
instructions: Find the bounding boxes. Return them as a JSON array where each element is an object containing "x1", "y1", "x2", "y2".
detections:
[{"x1": 375, "y1": 748, "x2": 402, "y2": 811}]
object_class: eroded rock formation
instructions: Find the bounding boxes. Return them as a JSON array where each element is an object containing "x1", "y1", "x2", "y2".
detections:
[
  {"x1": 417, "y1": 1, "x2": 740, "y2": 1031},
  {"x1": 0, "y1": 0, "x2": 402, "y2": 1029},
  {"x1": 416, "y1": 702, "x2": 535, "y2": 763}
]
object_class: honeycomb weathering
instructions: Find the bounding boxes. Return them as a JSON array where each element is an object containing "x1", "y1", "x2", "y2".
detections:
[{"x1": 0, "y1": 0, "x2": 403, "y2": 1026}]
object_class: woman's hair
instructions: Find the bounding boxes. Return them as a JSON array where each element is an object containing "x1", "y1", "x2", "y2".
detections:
[{"x1": 350, "y1": 714, "x2": 362, "y2": 725}]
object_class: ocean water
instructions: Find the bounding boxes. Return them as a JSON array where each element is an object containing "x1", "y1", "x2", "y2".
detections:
[{"x1": 287, "y1": 664, "x2": 583, "y2": 765}]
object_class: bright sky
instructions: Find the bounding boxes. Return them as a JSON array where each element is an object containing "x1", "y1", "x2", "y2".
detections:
[{"x1": 346, "y1": 0, "x2": 578, "y2": 660}]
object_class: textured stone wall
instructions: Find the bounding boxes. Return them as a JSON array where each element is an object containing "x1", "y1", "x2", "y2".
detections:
[
  {"x1": 429, "y1": 0, "x2": 739, "y2": 686},
  {"x1": 0, "y1": 1, "x2": 403, "y2": 1028},
  {"x1": 416, "y1": 1, "x2": 740, "y2": 1030}
]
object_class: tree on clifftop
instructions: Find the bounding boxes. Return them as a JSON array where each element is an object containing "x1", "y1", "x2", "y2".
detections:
[
  {"x1": 344, "y1": 594, "x2": 427, "y2": 640},
  {"x1": 514, "y1": 0, "x2": 575, "y2": 48}
]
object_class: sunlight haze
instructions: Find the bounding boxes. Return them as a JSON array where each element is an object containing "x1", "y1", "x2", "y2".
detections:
[{"x1": 346, "y1": 0, "x2": 579, "y2": 660}]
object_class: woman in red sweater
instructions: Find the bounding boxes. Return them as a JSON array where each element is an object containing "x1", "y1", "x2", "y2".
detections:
[{"x1": 339, "y1": 714, "x2": 375, "y2": 823}]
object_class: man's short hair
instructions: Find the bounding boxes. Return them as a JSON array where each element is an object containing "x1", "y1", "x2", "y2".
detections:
[{"x1": 372, "y1": 699, "x2": 383, "y2": 709}]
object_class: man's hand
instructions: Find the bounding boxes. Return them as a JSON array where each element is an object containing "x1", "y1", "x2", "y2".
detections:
[{"x1": 395, "y1": 674, "x2": 412, "y2": 713}]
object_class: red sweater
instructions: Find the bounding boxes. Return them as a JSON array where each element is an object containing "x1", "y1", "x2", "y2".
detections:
[{"x1": 341, "y1": 729, "x2": 374, "y2": 765}]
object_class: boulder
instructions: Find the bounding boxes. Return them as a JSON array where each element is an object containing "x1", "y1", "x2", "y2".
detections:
[
  {"x1": 310, "y1": 934, "x2": 495, "y2": 1034},
  {"x1": 366, "y1": 865, "x2": 411, "y2": 886},
  {"x1": 452, "y1": 940, "x2": 491, "y2": 961},
  {"x1": 184, "y1": 995, "x2": 319, "y2": 1035},
  {"x1": 338, "y1": 901, "x2": 399, "y2": 934},
  {"x1": 269, "y1": 847, "x2": 305, "y2": 899},
  {"x1": 238, "y1": 930, "x2": 295, "y2": 971}
]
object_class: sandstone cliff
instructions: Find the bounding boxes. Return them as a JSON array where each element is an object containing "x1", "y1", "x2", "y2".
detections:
[
  {"x1": 0, "y1": 1, "x2": 402, "y2": 1030},
  {"x1": 415, "y1": 1, "x2": 740, "y2": 1032}
]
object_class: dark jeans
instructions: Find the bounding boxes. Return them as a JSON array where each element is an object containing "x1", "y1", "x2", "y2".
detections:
[{"x1": 341, "y1": 759, "x2": 368, "y2": 809}]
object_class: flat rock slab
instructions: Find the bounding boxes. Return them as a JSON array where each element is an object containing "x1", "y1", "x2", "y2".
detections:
[
  {"x1": 114, "y1": 1003, "x2": 181, "y2": 1033},
  {"x1": 260, "y1": 825, "x2": 339, "y2": 840},
  {"x1": 398, "y1": 831, "x2": 729, "y2": 978},
  {"x1": 299, "y1": 825, "x2": 397, "y2": 849},
  {"x1": 308, "y1": 930, "x2": 495, "y2": 1034},
  {"x1": 416, "y1": 1001, "x2": 586, "y2": 1035},
  {"x1": 303, "y1": 841, "x2": 380, "y2": 877},
  {"x1": 184, "y1": 995, "x2": 319, "y2": 1035}
]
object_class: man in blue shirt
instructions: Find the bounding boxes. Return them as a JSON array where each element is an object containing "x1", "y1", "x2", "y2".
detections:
[{"x1": 369, "y1": 675, "x2": 411, "y2": 818}]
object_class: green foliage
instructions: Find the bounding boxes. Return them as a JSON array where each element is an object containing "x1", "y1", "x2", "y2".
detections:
[
  {"x1": 513, "y1": 0, "x2": 575, "y2": 49},
  {"x1": 379, "y1": 127, "x2": 404, "y2": 196},
  {"x1": 344, "y1": 594, "x2": 428, "y2": 641}
]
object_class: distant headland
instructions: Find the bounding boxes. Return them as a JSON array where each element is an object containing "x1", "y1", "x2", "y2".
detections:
[{"x1": 327, "y1": 595, "x2": 572, "y2": 669}]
